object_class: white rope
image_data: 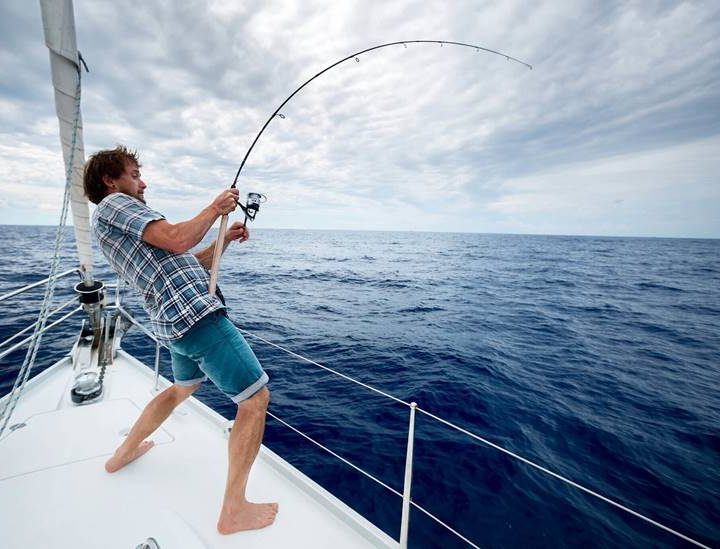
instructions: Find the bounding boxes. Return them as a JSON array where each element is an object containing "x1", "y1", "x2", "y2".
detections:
[
  {"x1": 0, "y1": 268, "x2": 77, "y2": 303},
  {"x1": 0, "y1": 66, "x2": 83, "y2": 438},
  {"x1": 265, "y1": 410, "x2": 481, "y2": 548},
  {"x1": 416, "y1": 408, "x2": 710, "y2": 548},
  {"x1": 241, "y1": 327, "x2": 710, "y2": 548},
  {"x1": 0, "y1": 306, "x2": 81, "y2": 362},
  {"x1": 238, "y1": 328, "x2": 411, "y2": 407},
  {"x1": 265, "y1": 410, "x2": 402, "y2": 497},
  {"x1": 409, "y1": 501, "x2": 481, "y2": 549},
  {"x1": 0, "y1": 296, "x2": 77, "y2": 350}
]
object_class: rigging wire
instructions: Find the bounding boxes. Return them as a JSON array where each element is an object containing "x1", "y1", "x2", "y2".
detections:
[
  {"x1": 240, "y1": 326, "x2": 710, "y2": 549},
  {"x1": 0, "y1": 57, "x2": 85, "y2": 438}
]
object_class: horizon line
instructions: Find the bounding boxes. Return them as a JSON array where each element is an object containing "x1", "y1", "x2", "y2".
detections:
[{"x1": 1, "y1": 223, "x2": 717, "y2": 241}]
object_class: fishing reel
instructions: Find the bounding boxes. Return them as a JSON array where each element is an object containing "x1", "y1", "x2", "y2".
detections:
[{"x1": 236, "y1": 192, "x2": 267, "y2": 222}]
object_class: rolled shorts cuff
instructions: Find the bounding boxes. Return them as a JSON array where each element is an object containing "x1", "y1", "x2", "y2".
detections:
[
  {"x1": 231, "y1": 372, "x2": 269, "y2": 403},
  {"x1": 174, "y1": 375, "x2": 207, "y2": 386}
]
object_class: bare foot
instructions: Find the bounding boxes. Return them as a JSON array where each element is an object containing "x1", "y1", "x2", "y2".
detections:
[
  {"x1": 105, "y1": 440, "x2": 155, "y2": 473},
  {"x1": 217, "y1": 502, "x2": 279, "y2": 534}
]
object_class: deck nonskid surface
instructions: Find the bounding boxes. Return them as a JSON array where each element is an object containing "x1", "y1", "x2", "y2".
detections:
[{"x1": 0, "y1": 352, "x2": 394, "y2": 548}]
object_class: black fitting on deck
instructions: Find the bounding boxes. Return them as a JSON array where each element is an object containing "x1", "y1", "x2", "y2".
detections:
[{"x1": 74, "y1": 280, "x2": 104, "y2": 304}]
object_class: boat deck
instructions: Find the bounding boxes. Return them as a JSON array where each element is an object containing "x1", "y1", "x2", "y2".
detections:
[{"x1": 0, "y1": 350, "x2": 395, "y2": 548}]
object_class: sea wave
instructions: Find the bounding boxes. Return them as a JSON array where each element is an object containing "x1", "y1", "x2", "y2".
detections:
[{"x1": 1, "y1": 227, "x2": 718, "y2": 547}]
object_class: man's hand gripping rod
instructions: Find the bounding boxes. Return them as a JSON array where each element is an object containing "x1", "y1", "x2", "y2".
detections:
[
  {"x1": 208, "y1": 190, "x2": 265, "y2": 296},
  {"x1": 208, "y1": 212, "x2": 230, "y2": 296}
]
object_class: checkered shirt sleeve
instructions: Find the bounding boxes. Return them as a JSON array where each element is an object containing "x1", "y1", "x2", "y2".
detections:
[{"x1": 93, "y1": 193, "x2": 223, "y2": 341}]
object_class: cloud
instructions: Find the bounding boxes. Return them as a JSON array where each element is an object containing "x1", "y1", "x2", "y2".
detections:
[
  {"x1": 486, "y1": 136, "x2": 720, "y2": 237},
  {"x1": 0, "y1": 0, "x2": 718, "y2": 236}
]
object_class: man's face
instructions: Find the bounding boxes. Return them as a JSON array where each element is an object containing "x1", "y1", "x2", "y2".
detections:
[{"x1": 105, "y1": 161, "x2": 147, "y2": 204}]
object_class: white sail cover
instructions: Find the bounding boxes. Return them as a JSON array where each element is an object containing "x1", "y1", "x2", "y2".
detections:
[{"x1": 40, "y1": 0, "x2": 93, "y2": 281}]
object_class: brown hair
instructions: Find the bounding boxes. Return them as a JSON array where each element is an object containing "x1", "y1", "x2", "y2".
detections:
[{"x1": 83, "y1": 145, "x2": 141, "y2": 204}]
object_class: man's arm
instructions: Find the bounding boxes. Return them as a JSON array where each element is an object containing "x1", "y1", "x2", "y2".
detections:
[
  {"x1": 194, "y1": 222, "x2": 249, "y2": 269},
  {"x1": 143, "y1": 189, "x2": 239, "y2": 254}
]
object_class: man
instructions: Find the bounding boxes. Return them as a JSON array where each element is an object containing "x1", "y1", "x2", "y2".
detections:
[{"x1": 83, "y1": 145, "x2": 278, "y2": 533}]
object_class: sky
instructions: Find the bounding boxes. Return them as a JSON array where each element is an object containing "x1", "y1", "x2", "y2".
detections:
[{"x1": 0, "y1": 0, "x2": 718, "y2": 238}]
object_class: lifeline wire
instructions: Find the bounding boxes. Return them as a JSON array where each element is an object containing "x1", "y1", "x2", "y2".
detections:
[
  {"x1": 238, "y1": 326, "x2": 710, "y2": 548},
  {"x1": 417, "y1": 407, "x2": 710, "y2": 548},
  {"x1": 263, "y1": 409, "x2": 481, "y2": 548}
]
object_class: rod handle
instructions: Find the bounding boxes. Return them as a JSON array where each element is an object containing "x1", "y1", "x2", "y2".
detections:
[{"x1": 208, "y1": 214, "x2": 228, "y2": 296}]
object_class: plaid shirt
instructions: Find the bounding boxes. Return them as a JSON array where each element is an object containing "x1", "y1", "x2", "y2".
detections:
[{"x1": 93, "y1": 192, "x2": 224, "y2": 341}]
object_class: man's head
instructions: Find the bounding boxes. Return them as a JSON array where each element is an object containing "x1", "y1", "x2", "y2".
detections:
[{"x1": 83, "y1": 146, "x2": 146, "y2": 204}]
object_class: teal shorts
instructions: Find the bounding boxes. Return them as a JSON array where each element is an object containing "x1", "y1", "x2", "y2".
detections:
[{"x1": 167, "y1": 311, "x2": 268, "y2": 403}]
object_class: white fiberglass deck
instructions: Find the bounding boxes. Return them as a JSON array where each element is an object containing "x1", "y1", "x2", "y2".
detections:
[{"x1": 0, "y1": 350, "x2": 395, "y2": 548}]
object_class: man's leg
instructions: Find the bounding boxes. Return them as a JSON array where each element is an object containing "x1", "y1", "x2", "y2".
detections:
[
  {"x1": 105, "y1": 383, "x2": 199, "y2": 473},
  {"x1": 217, "y1": 386, "x2": 278, "y2": 533}
]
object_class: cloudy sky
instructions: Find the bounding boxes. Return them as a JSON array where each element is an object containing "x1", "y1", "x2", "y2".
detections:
[{"x1": 1, "y1": 0, "x2": 718, "y2": 237}]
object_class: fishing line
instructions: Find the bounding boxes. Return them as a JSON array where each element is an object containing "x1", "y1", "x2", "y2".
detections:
[
  {"x1": 208, "y1": 40, "x2": 531, "y2": 293},
  {"x1": 231, "y1": 39, "x2": 532, "y2": 187}
]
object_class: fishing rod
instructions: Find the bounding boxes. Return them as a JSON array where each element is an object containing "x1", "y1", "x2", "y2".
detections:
[
  {"x1": 208, "y1": 40, "x2": 532, "y2": 295},
  {"x1": 208, "y1": 190, "x2": 267, "y2": 295}
]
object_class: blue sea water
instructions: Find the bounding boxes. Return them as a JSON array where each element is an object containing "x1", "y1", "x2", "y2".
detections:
[{"x1": 1, "y1": 225, "x2": 718, "y2": 548}]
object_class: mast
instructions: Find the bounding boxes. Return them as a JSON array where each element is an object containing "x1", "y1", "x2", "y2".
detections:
[{"x1": 39, "y1": 0, "x2": 93, "y2": 284}]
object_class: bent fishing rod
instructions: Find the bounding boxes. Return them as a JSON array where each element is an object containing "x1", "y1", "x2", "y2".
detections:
[{"x1": 208, "y1": 40, "x2": 532, "y2": 295}]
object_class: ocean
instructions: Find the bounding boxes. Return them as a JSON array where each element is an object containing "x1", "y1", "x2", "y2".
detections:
[{"x1": 1, "y1": 225, "x2": 718, "y2": 547}]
